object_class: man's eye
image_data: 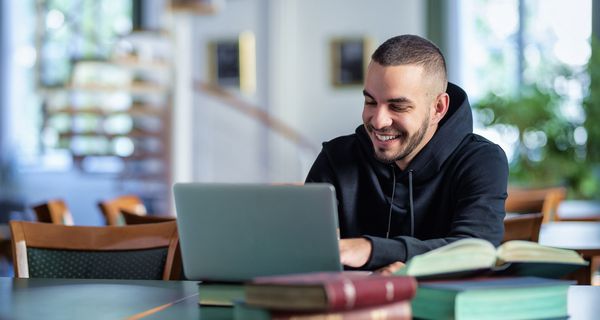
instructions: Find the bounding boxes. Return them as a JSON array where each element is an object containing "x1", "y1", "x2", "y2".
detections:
[
  {"x1": 364, "y1": 100, "x2": 376, "y2": 105},
  {"x1": 390, "y1": 104, "x2": 408, "y2": 112}
]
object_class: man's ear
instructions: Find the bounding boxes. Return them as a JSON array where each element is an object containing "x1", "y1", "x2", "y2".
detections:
[{"x1": 431, "y1": 92, "x2": 450, "y2": 125}]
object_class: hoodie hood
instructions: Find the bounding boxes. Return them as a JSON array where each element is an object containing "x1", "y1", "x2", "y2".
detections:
[{"x1": 356, "y1": 82, "x2": 472, "y2": 183}]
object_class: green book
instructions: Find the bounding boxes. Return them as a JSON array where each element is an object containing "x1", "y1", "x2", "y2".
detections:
[
  {"x1": 412, "y1": 277, "x2": 571, "y2": 320},
  {"x1": 233, "y1": 300, "x2": 412, "y2": 320},
  {"x1": 395, "y1": 238, "x2": 587, "y2": 280},
  {"x1": 197, "y1": 282, "x2": 245, "y2": 306}
]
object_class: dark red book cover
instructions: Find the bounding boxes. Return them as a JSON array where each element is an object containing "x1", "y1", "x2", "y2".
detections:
[{"x1": 246, "y1": 271, "x2": 417, "y2": 311}]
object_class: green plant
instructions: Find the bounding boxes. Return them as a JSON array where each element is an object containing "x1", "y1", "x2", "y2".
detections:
[
  {"x1": 583, "y1": 38, "x2": 600, "y2": 164},
  {"x1": 475, "y1": 83, "x2": 599, "y2": 199}
]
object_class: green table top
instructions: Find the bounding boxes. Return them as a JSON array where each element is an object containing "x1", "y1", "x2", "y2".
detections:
[
  {"x1": 0, "y1": 277, "x2": 198, "y2": 320},
  {"x1": 1, "y1": 278, "x2": 599, "y2": 319}
]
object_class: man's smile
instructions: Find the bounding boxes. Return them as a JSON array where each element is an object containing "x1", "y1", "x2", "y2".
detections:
[{"x1": 375, "y1": 134, "x2": 400, "y2": 141}]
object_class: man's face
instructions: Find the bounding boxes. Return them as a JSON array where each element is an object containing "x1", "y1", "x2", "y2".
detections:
[{"x1": 362, "y1": 62, "x2": 439, "y2": 168}]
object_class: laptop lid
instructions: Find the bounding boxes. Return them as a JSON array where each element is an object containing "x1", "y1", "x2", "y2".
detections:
[{"x1": 173, "y1": 183, "x2": 342, "y2": 282}]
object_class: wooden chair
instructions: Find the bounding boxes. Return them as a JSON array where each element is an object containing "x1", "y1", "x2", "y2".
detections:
[
  {"x1": 502, "y1": 212, "x2": 544, "y2": 243},
  {"x1": 97, "y1": 195, "x2": 147, "y2": 226},
  {"x1": 10, "y1": 220, "x2": 182, "y2": 280},
  {"x1": 121, "y1": 209, "x2": 175, "y2": 225},
  {"x1": 505, "y1": 187, "x2": 567, "y2": 223},
  {"x1": 32, "y1": 199, "x2": 74, "y2": 225}
]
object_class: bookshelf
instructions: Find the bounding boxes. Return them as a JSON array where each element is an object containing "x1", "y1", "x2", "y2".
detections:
[{"x1": 40, "y1": 31, "x2": 173, "y2": 213}]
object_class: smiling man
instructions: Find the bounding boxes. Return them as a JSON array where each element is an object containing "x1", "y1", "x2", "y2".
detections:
[{"x1": 306, "y1": 35, "x2": 509, "y2": 272}]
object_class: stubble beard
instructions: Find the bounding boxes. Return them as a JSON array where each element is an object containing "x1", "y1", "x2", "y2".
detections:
[{"x1": 367, "y1": 116, "x2": 430, "y2": 165}]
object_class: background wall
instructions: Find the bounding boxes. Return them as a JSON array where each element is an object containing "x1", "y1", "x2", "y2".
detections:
[
  {"x1": 187, "y1": 0, "x2": 425, "y2": 183},
  {"x1": 1, "y1": 0, "x2": 426, "y2": 225}
]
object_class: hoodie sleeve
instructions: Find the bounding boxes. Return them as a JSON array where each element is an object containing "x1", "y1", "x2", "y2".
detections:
[{"x1": 362, "y1": 141, "x2": 509, "y2": 270}]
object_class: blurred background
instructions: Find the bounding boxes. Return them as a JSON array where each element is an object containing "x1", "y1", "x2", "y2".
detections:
[{"x1": 0, "y1": 0, "x2": 598, "y2": 227}]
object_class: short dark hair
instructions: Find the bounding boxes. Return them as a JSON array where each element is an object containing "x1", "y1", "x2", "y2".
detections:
[{"x1": 371, "y1": 35, "x2": 447, "y2": 92}]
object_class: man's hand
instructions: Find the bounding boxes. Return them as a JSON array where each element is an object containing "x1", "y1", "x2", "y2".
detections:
[
  {"x1": 375, "y1": 261, "x2": 405, "y2": 275},
  {"x1": 339, "y1": 238, "x2": 372, "y2": 268}
]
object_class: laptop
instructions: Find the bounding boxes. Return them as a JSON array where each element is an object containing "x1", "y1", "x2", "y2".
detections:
[{"x1": 173, "y1": 183, "x2": 342, "y2": 282}]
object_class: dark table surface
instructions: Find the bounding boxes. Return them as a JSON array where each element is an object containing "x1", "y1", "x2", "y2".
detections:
[{"x1": 1, "y1": 278, "x2": 599, "y2": 319}]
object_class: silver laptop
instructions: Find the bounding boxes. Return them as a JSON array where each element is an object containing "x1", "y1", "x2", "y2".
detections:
[{"x1": 173, "y1": 183, "x2": 342, "y2": 282}]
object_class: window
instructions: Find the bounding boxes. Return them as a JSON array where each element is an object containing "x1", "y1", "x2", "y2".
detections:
[
  {"x1": 11, "y1": 0, "x2": 132, "y2": 170},
  {"x1": 456, "y1": 0, "x2": 595, "y2": 196},
  {"x1": 458, "y1": 0, "x2": 591, "y2": 101}
]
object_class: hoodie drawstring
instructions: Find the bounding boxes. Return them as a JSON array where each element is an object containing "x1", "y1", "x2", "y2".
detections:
[
  {"x1": 387, "y1": 167, "x2": 415, "y2": 238},
  {"x1": 386, "y1": 165, "x2": 396, "y2": 239},
  {"x1": 408, "y1": 169, "x2": 414, "y2": 237}
]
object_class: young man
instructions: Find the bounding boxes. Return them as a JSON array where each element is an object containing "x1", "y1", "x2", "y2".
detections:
[{"x1": 306, "y1": 35, "x2": 508, "y2": 271}]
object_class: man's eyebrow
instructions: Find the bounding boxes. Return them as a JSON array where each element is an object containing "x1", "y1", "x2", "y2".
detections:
[
  {"x1": 388, "y1": 97, "x2": 412, "y2": 104},
  {"x1": 363, "y1": 90, "x2": 412, "y2": 104}
]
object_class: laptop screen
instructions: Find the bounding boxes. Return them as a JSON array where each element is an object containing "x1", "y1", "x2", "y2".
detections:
[{"x1": 174, "y1": 183, "x2": 342, "y2": 282}]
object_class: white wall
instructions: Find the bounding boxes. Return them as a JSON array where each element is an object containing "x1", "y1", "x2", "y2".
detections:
[
  {"x1": 292, "y1": 0, "x2": 425, "y2": 145},
  {"x1": 176, "y1": 0, "x2": 425, "y2": 183},
  {"x1": 268, "y1": 0, "x2": 426, "y2": 182}
]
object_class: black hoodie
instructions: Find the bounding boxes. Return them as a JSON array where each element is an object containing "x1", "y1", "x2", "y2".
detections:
[{"x1": 306, "y1": 83, "x2": 509, "y2": 270}]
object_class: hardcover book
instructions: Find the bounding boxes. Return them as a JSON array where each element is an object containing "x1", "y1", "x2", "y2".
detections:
[
  {"x1": 245, "y1": 271, "x2": 417, "y2": 312},
  {"x1": 197, "y1": 282, "x2": 244, "y2": 306},
  {"x1": 412, "y1": 276, "x2": 572, "y2": 320},
  {"x1": 394, "y1": 238, "x2": 587, "y2": 280},
  {"x1": 234, "y1": 300, "x2": 411, "y2": 320}
]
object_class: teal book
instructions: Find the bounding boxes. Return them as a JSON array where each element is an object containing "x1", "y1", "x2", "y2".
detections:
[
  {"x1": 412, "y1": 276, "x2": 572, "y2": 320},
  {"x1": 197, "y1": 282, "x2": 245, "y2": 306},
  {"x1": 233, "y1": 300, "x2": 412, "y2": 320}
]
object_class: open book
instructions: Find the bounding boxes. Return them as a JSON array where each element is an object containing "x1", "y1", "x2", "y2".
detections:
[{"x1": 395, "y1": 238, "x2": 587, "y2": 280}]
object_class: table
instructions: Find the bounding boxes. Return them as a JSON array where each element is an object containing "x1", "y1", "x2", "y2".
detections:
[
  {"x1": 557, "y1": 200, "x2": 600, "y2": 221},
  {"x1": 0, "y1": 278, "x2": 598, "y2": 319},
  {"x1": 0, "y1": 278, "x2": 198, "y2": 319},
  {"x1": 539, "y1": 222, "x2": 600, "y2": 285}
]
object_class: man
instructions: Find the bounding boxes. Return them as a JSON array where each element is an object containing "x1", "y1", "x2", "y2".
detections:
[{"x1": 306, "y1": 35, "x2": 508, "y2": 272}]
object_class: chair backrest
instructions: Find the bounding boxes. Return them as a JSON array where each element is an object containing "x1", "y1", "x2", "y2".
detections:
[
  {"x1": 97, "y1": 195, "x2": 147, "y2": 226},
  {"x1": 541, "y1": 188, "x2": 567, "y2": 223},
  {"x1": 505, "y1": 187, "x2": 566, "y2": 223},
  {"x1": 502, "y1": 212, "x2": 544, "y2": 243},
  {"x1": 121, "y1": 209, "x2": 175, "y2": 225},
  {"x1": 10, "y1": 220, "x2": 181, "y2": 280},
  {"x1": 32, "y1": 199, "x2": 74, "y2": 225}
]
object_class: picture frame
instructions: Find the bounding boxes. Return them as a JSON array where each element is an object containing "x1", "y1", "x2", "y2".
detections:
[
  {"x1": 208, "y1": 31, "x2": 256, "y2": 94},
  {"x1": 170, "y1": 0, "x2": 224, "y2": 14},
  {"x1": 330, "y1": 37, "x2": 373, "y2": 87}
]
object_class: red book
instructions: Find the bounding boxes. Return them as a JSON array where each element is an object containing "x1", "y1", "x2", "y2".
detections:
[{"x1": 244, "y1": 271, "x2": 417, "y2": 312}]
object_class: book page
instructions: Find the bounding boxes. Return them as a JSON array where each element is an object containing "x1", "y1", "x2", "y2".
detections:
[
  {"x1": 398, "y1": 238, "x2": 497, "y2": 277},
  {"x1": 496, "y1": 240, "x2": 587, "y2": 265}
]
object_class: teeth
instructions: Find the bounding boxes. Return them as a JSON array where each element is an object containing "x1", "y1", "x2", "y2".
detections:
[{"x1": 376, "y1": 134, "x2": 398, "y2": 141}]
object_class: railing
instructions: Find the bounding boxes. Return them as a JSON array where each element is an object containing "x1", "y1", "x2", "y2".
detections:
[{"x1": 193, "y1": 80, "x2": 319, "y2": 154}]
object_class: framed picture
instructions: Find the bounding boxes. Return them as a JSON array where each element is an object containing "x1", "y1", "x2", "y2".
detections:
[
  {"x1": 208, "y1": 31, "x2": 255, "y2": 93},
  {"x1": 170, "y1": 0, "x2": 224, "y2": 14},
  {"x1": 330, "y1": 37, "x2": 373, "y2": 87}
]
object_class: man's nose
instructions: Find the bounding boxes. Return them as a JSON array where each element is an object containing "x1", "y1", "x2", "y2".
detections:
[{"x1": 371, "y1": 105, "x2": 393, "y2": 129}]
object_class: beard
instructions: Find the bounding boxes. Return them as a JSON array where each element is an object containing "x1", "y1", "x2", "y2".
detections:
[{"x1": 365, "y1": 116, "x2": 430, "y2": 164}]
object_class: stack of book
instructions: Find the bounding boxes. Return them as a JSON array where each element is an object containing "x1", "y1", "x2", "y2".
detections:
[
  {"x1": 197, "y1": 281, "x2": 245, "y2": 306},
  {"x1": 234, "y1": 271, "x2": 417, "y2": 320},
  {"x1": 393, "y1": 238, "x2": 587, "y2": 319},
  {"x1": 411, "y1": 276, "x2": 572, "y2": 320}
]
